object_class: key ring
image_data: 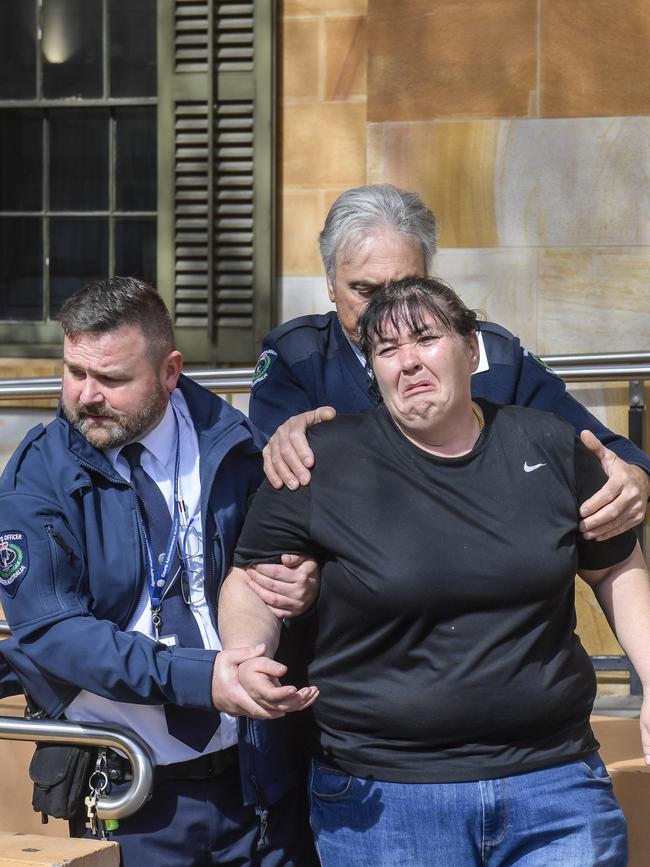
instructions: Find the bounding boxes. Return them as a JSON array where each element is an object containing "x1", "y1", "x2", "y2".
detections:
[
  {"x1": 151, "y1": 607, "x2": 162, "y2": 638},
  {"x1": 88, "y1": 769, "x2": 109, "y2": 795}
]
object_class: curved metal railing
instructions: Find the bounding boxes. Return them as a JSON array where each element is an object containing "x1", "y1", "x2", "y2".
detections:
[{"x1": 0, "y1": 716, "x2": 153, "y2": 819}]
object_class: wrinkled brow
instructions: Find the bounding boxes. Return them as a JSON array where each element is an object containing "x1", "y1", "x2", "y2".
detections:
[{"x1": 374, "y1": 313, "x2": 445, "y2": 344}]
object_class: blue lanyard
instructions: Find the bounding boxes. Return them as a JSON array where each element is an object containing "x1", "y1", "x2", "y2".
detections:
[{"x1": 138, "y1": 410, "x2": 182, "y2": 612}]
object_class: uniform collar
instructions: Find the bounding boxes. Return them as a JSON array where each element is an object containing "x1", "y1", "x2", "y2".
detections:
[
  {"x1": 342, "y1": 327, "x2": 368, "y2": 371},
  {"x1": 475, "y1": 330, "x2": 489, "y2": 374}
]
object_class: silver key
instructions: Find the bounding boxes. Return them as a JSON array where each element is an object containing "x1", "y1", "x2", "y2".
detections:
[{"x1": 85, "y1": 793, "x2": 98, "y2": 836}]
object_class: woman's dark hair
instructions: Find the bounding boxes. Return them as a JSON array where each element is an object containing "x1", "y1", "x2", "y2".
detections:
[
  {"x1": 59, "y1": 276, "x2": 175, "y2": 365},
  {"x1": 357, "y1": 276, "x2": 479, "y2": 401}
]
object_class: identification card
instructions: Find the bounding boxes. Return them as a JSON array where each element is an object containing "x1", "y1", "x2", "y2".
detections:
[{"x1": 158, "y1": 634, "x2": 178, "y2": 647}]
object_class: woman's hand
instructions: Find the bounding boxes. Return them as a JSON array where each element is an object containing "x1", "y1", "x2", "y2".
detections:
[
  {"x1": 238, "y1": 656, "x2": 319, "y2": 716},
  {"x1": 211, "y1": 644, "x2": 283, "y2": 719},
  {"x1": 211, "y1": 645, "x2": 319, "y2": 719}
]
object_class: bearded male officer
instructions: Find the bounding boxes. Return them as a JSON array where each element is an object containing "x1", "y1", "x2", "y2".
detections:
[
  {"x1": 250, "y1": 185, "x2": 650, "y2": 551},
  {"x1": 0, "y1": 277, "x2": 318, "y2": 866}
]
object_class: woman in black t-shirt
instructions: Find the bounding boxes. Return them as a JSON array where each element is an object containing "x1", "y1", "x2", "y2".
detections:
[{"x1": 219, "y1": 277, "x2": 650, "y2": 867}]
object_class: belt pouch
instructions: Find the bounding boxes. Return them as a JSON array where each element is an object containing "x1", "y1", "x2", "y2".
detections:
[{"x1": 29, "y1": 743, "x2": 95, "y2": 820}]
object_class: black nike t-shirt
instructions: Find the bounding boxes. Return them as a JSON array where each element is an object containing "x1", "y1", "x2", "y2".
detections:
[{"x1": 235, "y1": 401, "x2": 636, "y2": 783}]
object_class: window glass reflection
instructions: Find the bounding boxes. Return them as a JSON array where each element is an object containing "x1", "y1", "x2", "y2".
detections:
[
  {"x1": 0, "y1": 1, "x2": 37, "y2": 99},
  {"x1": 0, "y1": 111, "x2": 42, "y2": 211},
  {"x1": 50, "y1": 110, "x2": 109, "y2": 211},
  {"x1": 42, "y1": 0, "x2": 102, "y2": 98},
  {"x1": 116, "y1": 108, "x2": 157, "y2": 211},
  {"x1": 0, "y1": 219, "x2": 43, "y2": 321},
  {"x1": 115, "y1": 219, "x2": 157, "y2": 284},
  {"x1": 109, "y1": 0, "x2": 157, "y2": 97},
  {"x1": 50, "y1": 219, "x2": 108, "y2": 315}
]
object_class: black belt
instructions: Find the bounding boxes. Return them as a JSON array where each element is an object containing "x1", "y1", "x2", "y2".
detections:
[
  {"x1": 155, "y1": 745, "x2": 239, "y2": 782},
  {"x1": 106, "y1": 745, "x2": 238, "y2": 784}
]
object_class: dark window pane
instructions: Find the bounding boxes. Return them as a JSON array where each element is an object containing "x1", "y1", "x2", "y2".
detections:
[
  {"x1": 50, "y1": 218, "x2": 108, "y2": 315},
  {"x1": 42, "y1": 0, "x2": 102, "y2": 98},
  {"x1": 0, "y1": 218, "x2": 43, "y2": 320},
  {"x1": 115, "y1": 219, "x2": 157, "y2": 284},
  {"x1": 0, "y1": 110, "x2": 42, "y2": 211},
  {"x1": 0, "y1": 1, "x2": 37, "y2": 99},
  {"x1": 109, "y1": 0, "x2": 157, "y2": 97},
  {"x1": 50, "y1": 109, "x2": 109, "y2": 211},
  {"x1": 115, "y1": 108, "x2": 157, "y2": 211}
]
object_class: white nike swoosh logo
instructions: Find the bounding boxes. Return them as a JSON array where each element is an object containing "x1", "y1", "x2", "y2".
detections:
[{"x1": 524, "y1": 461, "x2": 547, "y2": 473}]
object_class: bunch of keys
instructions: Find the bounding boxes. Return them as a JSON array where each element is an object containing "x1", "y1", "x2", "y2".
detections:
[{"x1": 84, "y1": 749, "x2": 119, "y2": 838}]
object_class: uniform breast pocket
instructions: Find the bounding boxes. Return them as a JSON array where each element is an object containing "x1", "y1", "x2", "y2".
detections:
[{"x1": 41, "y1": 522, "x2": 83, "y2": 613}]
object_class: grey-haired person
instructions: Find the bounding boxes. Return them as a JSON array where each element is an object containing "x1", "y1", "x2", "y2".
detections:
[{"x1": 249, "y1": 185, "x2": 649, "y2": 557}]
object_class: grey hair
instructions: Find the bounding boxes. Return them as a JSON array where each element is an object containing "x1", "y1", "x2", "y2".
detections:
[
  {"x1": 59, "y1": 276, "x2": 175, "y2": 365},
  {"x1": 318, "y1": 184, "x2": 439, "y2": 284}
]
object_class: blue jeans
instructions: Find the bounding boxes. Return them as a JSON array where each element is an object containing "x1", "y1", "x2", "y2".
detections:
[{"x1": 308, "y1": 753, "x2": 627, "y2": 866}]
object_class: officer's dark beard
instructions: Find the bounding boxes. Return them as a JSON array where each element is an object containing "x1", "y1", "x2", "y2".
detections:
[{"x1": 62, "y1": 382, "x2": 169, "y2": 450}]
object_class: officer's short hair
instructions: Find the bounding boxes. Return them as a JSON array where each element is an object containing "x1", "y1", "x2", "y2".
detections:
[
  {"x1": 318, "y1": 184, "x2": 439, "y2": 284},
  {"x1": 59, "y1": 277, "x2": 175, "y2": 365}
]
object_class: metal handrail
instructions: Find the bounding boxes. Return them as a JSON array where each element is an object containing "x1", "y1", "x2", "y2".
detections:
[
  {"x1": 542, "y1": 352, "x2": 650, "y2": 367},
  {"x1": 0, "y1": 355, "x2": 647, "y2": 399},
  {"x1": 0, "y1": 368, "x2": 257, "y2": 398},
  {"x1": 0, "y1": 717, "x2": 153, "y2": 819},
  {"x1": 549, "y1": 364, "x2": 649, "y2": 383}
]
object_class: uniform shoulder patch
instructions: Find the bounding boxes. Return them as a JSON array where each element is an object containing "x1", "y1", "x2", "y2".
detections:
[
  {"x1": 252, "y1": 348, "x2": 278, "y2": 389},
  {"x1": 0, "y1": 531, "x2": 29, "y2": 597}
]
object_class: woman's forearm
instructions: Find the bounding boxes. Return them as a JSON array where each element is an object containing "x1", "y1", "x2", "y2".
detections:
[
  {"x1": 581, "y1": 543, "x2": 650, "y2": 689},
  {"x1": 218, "y1": 566, "x2": 282, "y2": 656},
  {"x1": 217, "y1": 566, "x2": 319, "y2": 716}
]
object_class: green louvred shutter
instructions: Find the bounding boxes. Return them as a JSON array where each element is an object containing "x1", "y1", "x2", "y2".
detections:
[{"x1": 158, "y1": 0, "x2": 275, "y2": 364}]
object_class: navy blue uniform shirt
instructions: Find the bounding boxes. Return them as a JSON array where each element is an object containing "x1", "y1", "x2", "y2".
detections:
[{"x1": 249, "y1": 311, "x2": 650, "y2": 474}]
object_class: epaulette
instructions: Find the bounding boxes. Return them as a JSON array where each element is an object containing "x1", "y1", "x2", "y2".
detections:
[{"x1": 477, "y1": 319, "x2": 516, "y2": 341}]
